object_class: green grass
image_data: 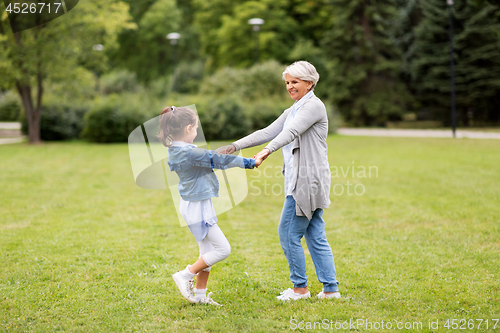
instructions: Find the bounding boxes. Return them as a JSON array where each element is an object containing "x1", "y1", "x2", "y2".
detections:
[{"x1": 1, "y1": 136, "x2": 499, "y2": 332}]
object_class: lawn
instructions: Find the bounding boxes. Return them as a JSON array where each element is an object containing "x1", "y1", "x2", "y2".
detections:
[{"x1": 1, "y1": 136, "x2": 499, "y2": 332}]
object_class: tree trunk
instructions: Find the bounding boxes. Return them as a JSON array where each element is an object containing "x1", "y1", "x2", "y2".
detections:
[
  {"x1": 14, "y1": 31, "x2": 43, "y2": 144},
  {"x1": 16, "y1": 83, "x2": 41, "y2": 144}
]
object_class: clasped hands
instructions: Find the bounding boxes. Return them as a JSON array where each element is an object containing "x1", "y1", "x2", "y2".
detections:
[{"x1": 215, "y1": 145, "x2": 270, "y2": 168}]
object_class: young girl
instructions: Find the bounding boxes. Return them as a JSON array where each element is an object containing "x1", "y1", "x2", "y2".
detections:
[{"x1": 157, "y1": 106, "x2": 256, "y2": 305}]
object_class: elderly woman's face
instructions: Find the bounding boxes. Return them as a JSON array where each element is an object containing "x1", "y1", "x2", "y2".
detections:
[{"x1": 285, "y1": 74, "x2": 313, "y2": 101}]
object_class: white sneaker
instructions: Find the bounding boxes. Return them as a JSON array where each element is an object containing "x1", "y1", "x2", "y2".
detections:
[
  {"x1": 276, "y1": 288, "x2": 311, "y2": 301},
  {"x1": 317, "y1": 290, "x2": 341, "y2": 299},
  {"x1": 172, "y1": 270, "x2": 196, "y2": 303},
  {"x1": 197, "y1": 292, "x2": 222, "y2": 306}
]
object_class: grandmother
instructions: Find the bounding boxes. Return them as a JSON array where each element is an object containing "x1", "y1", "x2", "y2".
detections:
[{"x1": 217, "y1": 61, "x2": 340, "y2": 300}]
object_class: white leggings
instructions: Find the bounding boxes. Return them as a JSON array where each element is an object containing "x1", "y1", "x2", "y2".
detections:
[{"x1": 198, "y1": 224, "x2": 231, "y2": 271}]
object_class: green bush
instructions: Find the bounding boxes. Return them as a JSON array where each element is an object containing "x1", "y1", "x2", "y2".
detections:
[
  {"x1": 20, "y1": 101, "x2": 89, "y2": 140},
  {"x1": 100, "y1": 70, "x2": 140, "y2": 95},
  {"x1": 0, "y1": 90, "x2": 22, "y2": 121},
  {"x1": 325, "y1": 103, "x2": 342, "y2": 134},
  {"x1": 82, "y1": 95, "x2": 149, "y2": 143},
  {"x1": 243, "y1": 98, "x2": 291, "y2": 131},
  {"x1": 148, "y1": 76, "x2": 171, "y2": 100},
  {"x1": 242, "y1": 61, "x2": 286, "y2": 99},
  {"x1": 200, "y1": 60, "x2": 287, "y2": 101},
  {"x1": 196, "y1": 95, "x2": 252, "y2": 141},
  {"x1": 172, "y1": 61, "x2": 205, "y2": 94},
  {"x1": 198, "y1": 67, "x2": 241, "y2": 97}
]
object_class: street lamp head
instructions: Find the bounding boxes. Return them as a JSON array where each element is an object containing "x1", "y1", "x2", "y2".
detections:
[
  {"x1": 93, "y1": 44, "x2": 104, "y2": 51},
  {"x1": 447, "y1": 0, "x2": 454, "y2": 5},
  {"x1": 166, "y1": 32, "x2": 181, "y2": 45},
  {"x1": 248, "y1": 18, "x2": 265, "y2": 31}
]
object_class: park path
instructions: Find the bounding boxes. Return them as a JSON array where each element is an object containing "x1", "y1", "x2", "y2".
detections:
[
  {"x1": 0, "y1": 122, "x2": 24, "y2": 145},
  {"x1": 337, "y1": 128, "x2": 500, "y2": 139},
  {"x1": 1, "y1": 122, "x2": 500, "y2": 145}
]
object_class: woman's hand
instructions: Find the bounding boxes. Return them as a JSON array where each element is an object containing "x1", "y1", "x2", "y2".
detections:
[
  {"x1": 216, "y1": 144, "x2": 236, "y2": 155},
  {"x1": 254, "y1": 148, "x2": 270, "y2": 168}
]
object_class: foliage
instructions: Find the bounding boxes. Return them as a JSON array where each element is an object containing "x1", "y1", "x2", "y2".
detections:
[
  {"x1": 44, "y1": 67, "x2": 98, "y2": 103},
  {"x1": 147, "y1": 75, "x2": 172, "y2": 100},
  {"x1": 19, "y1": 99, "x2": 89, "y2": 141},
  {"x1": 109, "y1": 0, "x2": 182, "y2": 83},
  {"x1": 0, "y1": 0, "x2": 136, "y2": 142},
  {"x1": 321, "y1": 0, "x2": 415, "y2": 126},
  {"x1": 243, "y1": 98, "x2": 291, "y2": 132},
  {"x1": 2, "y1": 0, "x2": 499, "y2": 130},
  {"x1": 285, "y1": 39, "x2": 331, "y2": 102},
  {"x1": 392, "y1": 0, "x2": 421, "y2": 84},
  {"x1": 171, "y1": 60, "x2": 205, "y2": 94},
  {"x1": 0, "y1": 0, "x2": 136, "y2": 90},
  {"x1": 100, "y1": 70, "x2": 140, "y2": 95},
  {"x1": 195, "y1": 95, "x2": 252, "y2": 141},
  {"x1": 193, "y1": 0, "x2": 299, "y2": 69},
  {"x1": 81, "y1": 94, "x2": 150, "y2": 143},
  {"x1": 409, "y1": 0, "x2": 500, "y2": 124},
  {"x1": 0, "y1": 90, "x2": 22, "y2": 121},
  {"x1": 199, "y1": 60, "x2": 288, "y2": 101}
]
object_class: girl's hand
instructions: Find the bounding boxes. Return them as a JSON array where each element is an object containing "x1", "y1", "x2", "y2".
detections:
[{"x1": 254, "y1": 148, "x2": 270, "y2": 168}]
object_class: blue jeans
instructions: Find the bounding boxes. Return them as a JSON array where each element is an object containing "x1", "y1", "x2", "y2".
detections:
[{"x1": 278, "y1": 195, "x2": 339, "y2": 292}]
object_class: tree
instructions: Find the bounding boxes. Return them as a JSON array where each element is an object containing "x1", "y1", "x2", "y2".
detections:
[
  {"x1": 410, "y1": 0, "x2": 500, "y2": 124},
  {"x1": 0, "y1": 0, "x2": 135, "y2": 143},
  {"x1": 108, "y1": 0, "x2": 183, "y2": 83},
  {"x1": 321, "y1": 0, "x2": 414, "y2": 126},
  {"x1": 392, "y1": 0, "x2": 422, "y2": 86},
  {"x1": 194, "y1": 0, "x2": 299, "y2": 69}
]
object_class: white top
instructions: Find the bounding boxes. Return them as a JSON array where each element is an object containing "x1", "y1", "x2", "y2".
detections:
[
  {"x1": 171, "y1": 140, "x2": 217, "y2": 241},
  {"x1": 179, "y1": 198, "x2": 217, "y2": 226},
  {"x1": 282, "y1": 90, "x2": 314, "y2": 196}
]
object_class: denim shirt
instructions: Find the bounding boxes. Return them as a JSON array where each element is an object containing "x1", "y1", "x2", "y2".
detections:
[{"x1": 167, "y1": 142, "x2": 256, "y2": 201}]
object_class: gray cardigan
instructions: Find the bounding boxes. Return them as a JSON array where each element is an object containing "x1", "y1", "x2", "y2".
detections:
[{"x1": 232, "y1": 93, "x2": 331, "y2": 220}]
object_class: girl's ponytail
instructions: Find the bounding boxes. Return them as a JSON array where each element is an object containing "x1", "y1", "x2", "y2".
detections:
[{"x1": 156, "y1": 106, "x2": 198, "y2": 147}]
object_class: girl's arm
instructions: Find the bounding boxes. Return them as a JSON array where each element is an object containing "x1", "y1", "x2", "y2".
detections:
[
  {"x1": 210, "y1": 151, "x2": 255, "y2": 170},
  {"x1": 187, "y1": 148, "x2": 255, "y2": 170}
]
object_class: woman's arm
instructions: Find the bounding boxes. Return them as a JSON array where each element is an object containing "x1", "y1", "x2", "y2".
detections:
[{"x1": 265, "y1": 101, "x2": 325, "y2": 153}]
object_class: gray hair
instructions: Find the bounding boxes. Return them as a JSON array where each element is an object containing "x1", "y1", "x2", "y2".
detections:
[{"x1": 282, "y1": 61, "x2": 320, "y2": 89}]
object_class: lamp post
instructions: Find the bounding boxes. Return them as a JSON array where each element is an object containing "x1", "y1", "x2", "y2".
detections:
[
  {"x1": 92, "y1": 44, "x2": 104, "y2": 92},
  {"x1": 248, "y1": 18, "x2": 264, "y2": 64},
  {"x1": 447, "y1": 0, "x2": 457, "y2": 138},
  {"x1": 166, "y1": 33, "x2": 181, "y2": 92}
]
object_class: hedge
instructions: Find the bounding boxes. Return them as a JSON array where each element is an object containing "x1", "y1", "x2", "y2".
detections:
[
  {"x1": 20, "y1": 101, "x2": 89, "y2": 140},
  {"x1": 0, "y1": 90, "x2": 22, "y2": 122},
  {"x1": 81, "y1": 95, "x2": 150, "y2": 143}
]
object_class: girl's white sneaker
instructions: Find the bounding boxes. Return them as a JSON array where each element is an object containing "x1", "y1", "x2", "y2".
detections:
[
  {"x1": 276, "y1": 288, "x2": 311, "y2": 301},
  {"x1": 172, "y1": 271, "x2": 196, "y2": 303},
  {"x1": 317, "y1": 290, "x2": 341, "y2": 299},
  {"x1": 197, "y1": 292, "x2": 222, "y2": 306}
]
